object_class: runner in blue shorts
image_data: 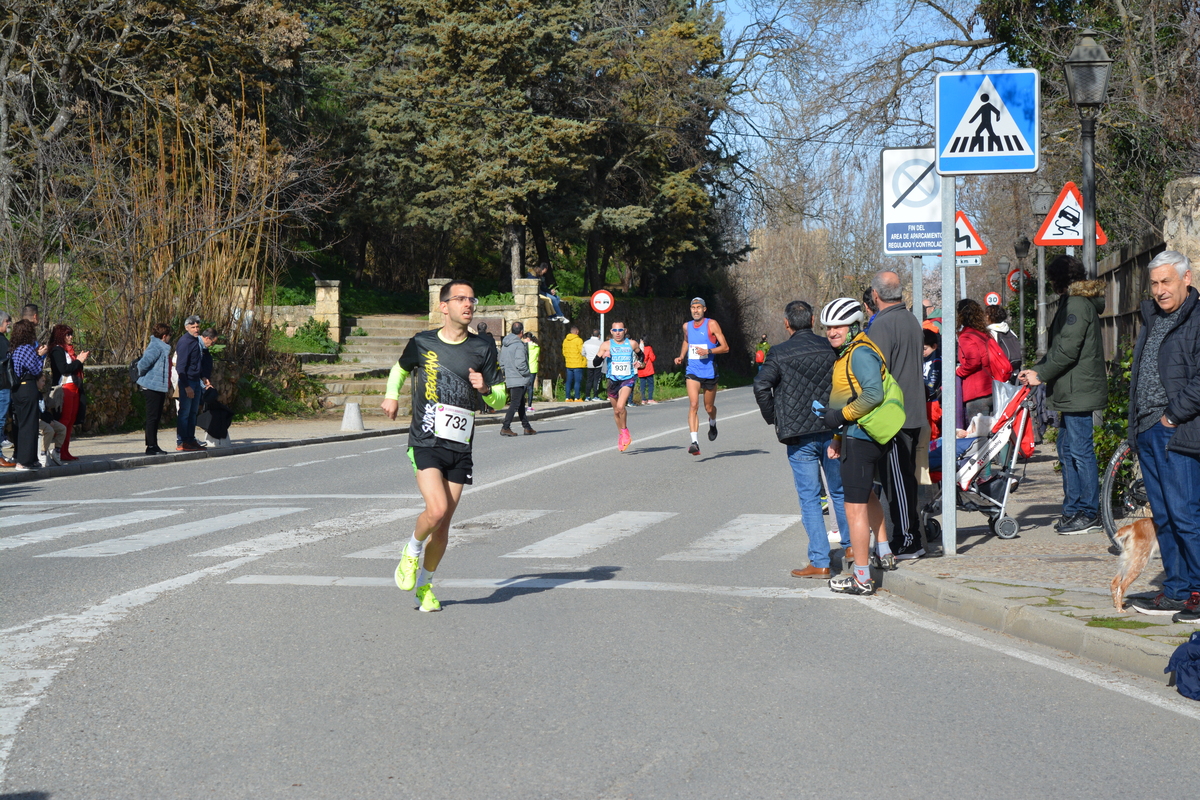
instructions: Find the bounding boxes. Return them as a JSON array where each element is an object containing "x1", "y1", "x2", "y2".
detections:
[
  {"x1": 594, "y1": 320, "x2": 641, "y2": 452},
  {"x1": 674, "y1": 297, "x2": 729, "y2": 455}
]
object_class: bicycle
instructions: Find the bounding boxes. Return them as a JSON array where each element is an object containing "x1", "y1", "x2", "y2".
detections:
[{"x1": 1099, "y1": 440, "x2": 1152, "y2": 548}]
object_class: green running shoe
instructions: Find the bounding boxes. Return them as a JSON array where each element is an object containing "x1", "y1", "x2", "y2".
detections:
[
  {"x1": 395, "y1": 548, "x2": 419, "y2": 591},
  {"x1": 416, "y1": 583, "x2": 441, "y2": 613}
]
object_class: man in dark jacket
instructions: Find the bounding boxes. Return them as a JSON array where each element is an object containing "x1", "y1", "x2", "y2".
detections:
[
  {"x1": 1019, "y1": 255, "x2": 1107, "y2": 534},
  {"x1": 1125, "y1": 251, "x2": 1200, "y2": 620},
  {"x1": 867, "y1": 270, "x2": 932, "y2": 558},
  {"x1": 753, "y1": 300, "x2": 850, "y2": 578},
  {"x1": 175, "y1": 315, "x2": 204, "y2": 451}
]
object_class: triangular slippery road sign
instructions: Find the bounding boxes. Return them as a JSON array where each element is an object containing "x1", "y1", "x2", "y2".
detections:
[
  {"x1": 1033, "y1": 182, "x2": 1107, "y2": 246},
  {"x1": 954, "y1": 211, "x2": 988, "y2": 256}
]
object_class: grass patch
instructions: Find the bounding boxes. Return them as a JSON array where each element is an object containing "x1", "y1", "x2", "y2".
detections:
[
  {"x1": 1086, "y1": 616, "x2": 1156, "y2": 630},
  {"x1": 268, "y1": 318, "x2": 340, "y2": 355}
]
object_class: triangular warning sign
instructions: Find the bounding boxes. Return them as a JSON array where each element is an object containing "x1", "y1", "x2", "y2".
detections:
[
  {"x1": 954, "y1": 211, "x2": 987, "y2": 255},
  {"x1": 940, "y1": 76, "x2": 1034, "y2": 159},
  {"x1": 1033, "y1": 182, "x2": 1108, "y2": 246}
]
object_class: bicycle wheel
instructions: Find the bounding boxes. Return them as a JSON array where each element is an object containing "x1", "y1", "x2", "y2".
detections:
[{"x1": 1100, "y1": 440, "x2": 1152, "y2": 546}]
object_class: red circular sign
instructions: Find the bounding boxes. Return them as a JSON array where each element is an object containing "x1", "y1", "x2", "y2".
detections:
[
  {"x1": 590, "y1": 289, "x2": 615, "y2": 314},
  {"x1": 985, "y1": 292, "x2": 1001, "y2": 306},
  {"x1": 1006, "y1": 269, "x2": 1032, "y2": 293}
]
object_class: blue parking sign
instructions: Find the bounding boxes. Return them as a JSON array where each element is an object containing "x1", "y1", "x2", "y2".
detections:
[{"x1": 935, "y1": 69, "x2": 1039, "y2": 175}]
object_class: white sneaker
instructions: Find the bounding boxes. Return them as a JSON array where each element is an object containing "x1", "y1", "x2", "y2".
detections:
[
  {"x1": 38, "y1": 453, "x2": 49, "y2": 468},
  {"x1": 49, "y1": 448, "x2": 62, "y2": 466}
]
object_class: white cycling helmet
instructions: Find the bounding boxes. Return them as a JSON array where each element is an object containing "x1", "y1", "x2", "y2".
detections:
[{"x1": 820, "y1": 297, "x2": 865, "y2": 327}]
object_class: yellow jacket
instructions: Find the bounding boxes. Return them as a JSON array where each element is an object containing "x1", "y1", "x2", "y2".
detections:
[{"x1": 562, "y1": 333, "x2": 586, "y2": 368}]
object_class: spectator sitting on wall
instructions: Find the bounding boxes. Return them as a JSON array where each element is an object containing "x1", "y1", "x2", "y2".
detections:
[{"x1": 530, "y1": 263, "x2": 569, "y2": 323}]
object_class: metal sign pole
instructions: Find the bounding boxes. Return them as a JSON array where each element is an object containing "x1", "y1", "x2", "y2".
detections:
[
  {"x1": 940, "y1": 175, "x2": 958, "y2": 557},
  {"x1": 912, "y1": 255, "x2": 923, "y2": 320},
  {"x1": 1036, "y1": 245, "x2": 1047, "y2": 358}
]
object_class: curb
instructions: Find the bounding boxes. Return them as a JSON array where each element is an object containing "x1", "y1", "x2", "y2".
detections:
[
  {"x1": 879, "y1": 568, "x2": 1175, "y2": 681},
  {"x1": 0, "y1": 401, "x2": 608, "y2": 487}
]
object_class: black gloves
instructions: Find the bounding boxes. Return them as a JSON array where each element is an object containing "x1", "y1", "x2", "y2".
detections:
[{"x1": 822, "y1": 406, "x2": 846, "y2": 430}]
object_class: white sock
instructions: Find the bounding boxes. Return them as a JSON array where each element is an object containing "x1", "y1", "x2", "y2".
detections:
[
  {"x1": 417, "y1": 566, "x2": 434, "y2": 589},
  {"x1": 709, "y1": 418, "x2": 716, "y2": 428},
  {"x1": 853, "y1": 564, "x2": 871, "y2": 584},
  {"x1": 405, "y1": 535, "x2": 424, "y2": 559},
  {"x1": 876, "y1": 540, "x2": 892, "y2": 557},
  {"x1": 690, "y1": 432, "x2": 699, "y2": 444}
]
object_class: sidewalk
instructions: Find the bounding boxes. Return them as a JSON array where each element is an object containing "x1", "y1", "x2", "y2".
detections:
[{"x1": 0, "y1": 404, "x2": 1186, "y2": 682}]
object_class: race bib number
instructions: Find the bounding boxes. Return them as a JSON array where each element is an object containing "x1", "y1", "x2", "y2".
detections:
[
  {"x1": 610, "y1": 360, "x2": 632, "y2": 378},
  {"x1": 688, "y1": 344, "x2": 707, "y2": 360},
  {"x1": 434, "y1": 403, "x2": 475, "y2": 444}
]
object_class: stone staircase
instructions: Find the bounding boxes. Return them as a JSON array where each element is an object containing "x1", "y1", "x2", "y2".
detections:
[{"x1": 303, "y1": 314, "x2": 429, "y2": 416}]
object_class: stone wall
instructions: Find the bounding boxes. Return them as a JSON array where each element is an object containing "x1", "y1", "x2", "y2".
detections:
[
  {"x1": 1164, "y1": 177, "x2": 1200, "y2": 265},
  {"x1": 258, "y1": 304, "x2": 317, "y2": 336}
]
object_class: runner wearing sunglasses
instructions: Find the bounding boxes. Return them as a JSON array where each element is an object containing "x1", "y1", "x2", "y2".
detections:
[
  {"x1": 382, "y1": 280, "x2": 506, "y2": 612},
  {"x1": 594, "y1": 321, "x2": 641, "y2": 452}
]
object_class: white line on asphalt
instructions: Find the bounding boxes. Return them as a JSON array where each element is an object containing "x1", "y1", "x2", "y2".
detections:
[
  {"x1": 131, "y1": 485, "x2": 183, "y2": 496},
  {"x1": 226, "y1": 575, "x2": 850, "y2": 600},
  {"x1": 0, "y1": 513, "x2": 76, "y2": 528},
  {"x1": 292, "y1": 460, "x2": 327, "y2": 467},
  {"x1": 362, "y1": 448, "x2": 393, "y2": 453},
  {"x1": 335, "y1": 454, "x2": 360, "y2": 459},
  {"x1": 658, "y1": 514, "x2": 802, "y2": 561},
  {"x1": 501, "y1": 511, "x2": 676, "y2": 559},
  {"x1": 34, "y1": 507, "x2": 305, "y2": 558},
  {"x1": 864, "y1": 597, "x2": 1200, "y2": 721},
  {"x1": 196, "y1": 476, "x2": 239, "y2": 485},
  {"x1": 0, "y1": 510, "x2": 184, "y2": 551},
  {"x1": 253, "y1": 467, "x2": 284, "y2": 474},
  {"x1": 190, "y1": 508, "x2": 417, "y2": 558},
  {"x1": 462, "y1": 408, "x2": 762, "y2": 498}
]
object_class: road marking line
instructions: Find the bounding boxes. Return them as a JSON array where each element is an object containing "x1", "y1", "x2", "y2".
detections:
[
  {"x1": 461, "y1": 409, "x2": 762, "y2": 497},
  {"x1": 0, "y1": 510, "x2": 184, "y2": 551},
  {"x1": 363, "y1": 448, "x2": 393, "y2": 453},
  {"x1": 865, "y1": 597, "x2": 1200, "y2": 721},
  {"x1": 292, "y1": 460, "x2": 327, "y2": 467},
  {"x1": 197, "y1": 476, "x2": 239, "y2": 485},
  {"x1": 0, "y1": 495, "x2": 421, "y2": 505},
  {"x1": 227, "y1": 574, "x2": 848, "y2": 600},
  {"x1": 501, "y1": 511, "x2": 676, "y2": 559},
  {"x1": 34, "y1": 508, "x2": 305, "y2": 558},
  {"x1": 253, "y1": 467, "x2": 284, "y2": 474},
  {"x1": 131, "y1": 485, "x2": 183, "y2": 496},
  {"x1": 335, "y1": 454, "x2": 360, "y2": 459},
  {"x1": 191, "y1": 508, "x2": 416, "y2": 558},
  {"x1": 0, "y1": 513, "x2": 76, "y2": 529},
  {"x1": 658, "y1": 514, "x2": 801, "y2": 561},
  {"x1": 343, "y1": 509, "x2": 555, "y2": 559}
]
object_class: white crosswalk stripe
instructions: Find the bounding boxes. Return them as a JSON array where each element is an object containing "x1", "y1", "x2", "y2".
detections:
[
  {"x1": 0, "y1": 513, "x2": 76, "y2": 529},
  {"x1": 342, "y1": 509, "x2": 554, "y2": 559},
  {"x1": 501, "y1": 511, "x2": 676, "y2": 559},
  {"x1": 0, "y1": 510, "x2": 183, "y2": 551},
  {"x1": 192, "y1": 509, "x2": 417, "y2": 559},
  {"x1": 35, "y1": 507, "x2": 305, "y2": 558},
  {"x1": 657, "y1": 514, "x2": 801, "y2": 561}
]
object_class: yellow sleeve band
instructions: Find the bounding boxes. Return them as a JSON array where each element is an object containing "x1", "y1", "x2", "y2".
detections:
[{"x1": 385, "y1": 363, "x2": 409, "y2": 400}]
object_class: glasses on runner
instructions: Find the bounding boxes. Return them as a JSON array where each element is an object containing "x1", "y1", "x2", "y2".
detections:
[
  {"x1": 611, "y1": 327, "x2": 625, "y2": 332},
  {"x1": 447, "y1": 296, "x2": 479, "y2": 306}
]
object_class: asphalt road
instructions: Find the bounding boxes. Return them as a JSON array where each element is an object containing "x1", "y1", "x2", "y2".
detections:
[{"x1": 3, "y1": 387, "x2": 1199, "y2": 798}]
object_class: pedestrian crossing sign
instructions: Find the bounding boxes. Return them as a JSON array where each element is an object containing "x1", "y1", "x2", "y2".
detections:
[{"x1": 935, "y1": 69, "x2": 1039, "y2": 175}]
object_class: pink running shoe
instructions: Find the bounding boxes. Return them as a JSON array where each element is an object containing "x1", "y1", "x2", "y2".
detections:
[{"x1": 617, "y1": 428, "x2": 631, "y2": 452}]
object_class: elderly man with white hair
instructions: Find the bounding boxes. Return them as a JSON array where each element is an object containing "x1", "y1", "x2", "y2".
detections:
[{"x1": 1126, "y1": 250, "x2": 1200, "y2": 621}]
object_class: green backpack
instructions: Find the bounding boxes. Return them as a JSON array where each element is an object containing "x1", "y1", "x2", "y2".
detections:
[{"x1": 844, "y1": 342, "x2": 906, "y2": 445}]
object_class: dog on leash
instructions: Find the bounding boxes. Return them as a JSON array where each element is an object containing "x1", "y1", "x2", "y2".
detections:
[{"x1": 1110, "y1": 518, "x2": 1159, "y2": 610}]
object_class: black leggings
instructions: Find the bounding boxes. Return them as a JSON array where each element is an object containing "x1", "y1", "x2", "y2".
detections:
[
  {"x1": 11, "y1": 378, "x2": 41, "y2": 467},
  {"x1": 143, "y1": 389, "x2": 167, "y2": 448}
]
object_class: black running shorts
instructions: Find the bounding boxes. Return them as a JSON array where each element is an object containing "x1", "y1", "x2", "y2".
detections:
[
  {"x1": 408, "y1": 446, "x2": 474, "y2": 485},
  {"x1": 839, "y1": 436, "x2": 887, "y2": 504},
  {"x1": 686, "y1": 374, "x2": 718, "y2": 392}
]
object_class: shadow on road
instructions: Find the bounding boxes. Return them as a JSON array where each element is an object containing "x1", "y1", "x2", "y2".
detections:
[
  {"x1": 696, "y1": 448, "x2": 769, "y2": 463},
  {"x1": 443, "y1": 566, "x2": 622, "y2": 606}
]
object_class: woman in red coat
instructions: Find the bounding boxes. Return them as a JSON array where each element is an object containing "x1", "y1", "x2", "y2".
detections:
[
  {"x1": 956, "y1": 299, "x2": 994, "y2": 421},
  {"x1": 48, "y1": 324, "x2": 90, "y2": 461}
]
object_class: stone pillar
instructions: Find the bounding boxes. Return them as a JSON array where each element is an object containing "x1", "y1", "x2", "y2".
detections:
[
  {"x1": 232, "y1": 279, "x2": 257, "y2": 335},
  {"x1": 514, "y1": 277, "x2": 540, "y2": 335},
  {"x1": 1164, "y1": 177, "x2": 1200, "y2": 265},
  {"x1": 428, "y1": 278, "x2": 451, "y2": 329},
  {"x1": 314, "y1": 280, "x2": 341, "y2": 342}
]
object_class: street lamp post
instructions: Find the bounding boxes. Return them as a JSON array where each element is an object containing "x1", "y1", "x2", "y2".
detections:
[
  {"x1": 1028, "y1": 180, "x2": 1056, "y2": 358},
  {"x1": 1063, "y1": 29, "x2": 1113, "y2": 280},
  {"x1": 1014, "y1": 234, "x2": 1032, "y2": 361},
  {"x1": 998, "y1": 256, "x2": 1010, "y2": 308}
]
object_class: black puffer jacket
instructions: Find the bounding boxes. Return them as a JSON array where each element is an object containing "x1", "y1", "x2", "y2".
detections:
[
  {"x1": 753, "y1": 329, "x2": 837, "y2": 444},
  {"x1": 1129, "y1": 287, "x2": 1200, "y2": 456}
]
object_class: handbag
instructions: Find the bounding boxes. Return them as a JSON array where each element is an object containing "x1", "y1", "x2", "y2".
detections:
[
  {"x1": 844, "y1": 342, "x2": 906, "y2": 445},
  {"x1": 47, "y1": 383, "x2": 64, "y2": 412}
]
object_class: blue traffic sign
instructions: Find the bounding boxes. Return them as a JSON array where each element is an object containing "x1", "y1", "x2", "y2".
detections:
[{"x1": 935, "y1": 69, "x2": 1039, "y2": 175}]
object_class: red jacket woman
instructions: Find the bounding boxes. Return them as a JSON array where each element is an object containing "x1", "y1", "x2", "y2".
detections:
[{"x1": 48, "y1": 324, "x2": 90, "y2": 461}]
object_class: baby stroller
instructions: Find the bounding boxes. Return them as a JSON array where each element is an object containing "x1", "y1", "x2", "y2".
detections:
[{"x1": 921, "y1": 383, "x2": 1036, "y2": 541}]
